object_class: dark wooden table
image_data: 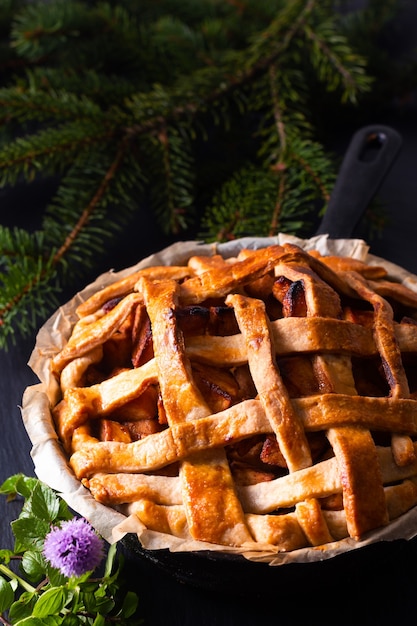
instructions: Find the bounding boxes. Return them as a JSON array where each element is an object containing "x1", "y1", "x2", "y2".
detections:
[{"x1": 2, "y1": 7, "x2": 417, "y2": 621}]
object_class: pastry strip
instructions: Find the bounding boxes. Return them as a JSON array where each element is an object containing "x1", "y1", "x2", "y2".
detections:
[
  {"x1": 69, "y1": 395, "x2": 417, "y2": 478},
  {"x1": 327, "y1": 427, "x2": 388, "y2": 539},
  {"x1": 276, "y1": 257, "x2": 388, "y2": 539},
  {"x1": 344, "y1": 270, "x2": 414, "y2": 467},
  {"x1": 69, "y1": 399, "x2": 267, "y2": 476},
  {"x1": 52, "y1": 293, "x2": 142, "y2": 374},
  {"x1": 179, "y1": 244, "x2": 286, "y2": 304},
  {"x1": 186, "y1": 316, "x2": 380, "y2": 365},
  {"x1": 239, "y1": 444, "x2": 417, "y2": 514},
  {"x1": 119, "y1": 472, "x2": 417, "y2": 549},
  {"x1": 140, "y1": 277, "x2": 253, "y2": 546},
  {"x1": 76, "y1": 265, "x2": 191, "y2": 317},
  {"x1": 227, "y1": 293, "x2": 312, "y2": 472},
  {"x1": 54, "y1": 358, "x2": 159, "y2": 449}
]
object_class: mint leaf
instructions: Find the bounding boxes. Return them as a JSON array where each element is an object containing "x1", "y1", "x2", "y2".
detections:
[
  {"x1": 82, "y1": 586, "x2": 115, "y2": 615},
  {"x1": 46, "y1": 565, "x2": 67, "y2": 588},
  {"x1": 15, "y1": 475, "x2": 40, "y2": 499},
  {"x1": 11, "y1": 517, "x2": 50, "y2": 552},
  {"x1": 121, "y1": 590, "x2": 139, "y2": 619},
  {"x1": 9, "y1": 617, "x2": 57, "y2": 625},
  {"x1": 104, "y1": 542, "x2": 118, "y2": 578},
  {"x1": 82, "y1": 591, "x2": 96, "y2": 613},
  {"x1": 0, "y1": 474, "x2": 38, "y2": 499},
  {"x1": 21, "y1": 550, "x2": 47, "y2": 582},
  {"x1": 21, "y1": 483, "x2": 61, "y2": 523},
  {"x1": 0, "y1": 474, "x2": 22, "y2": 495},
  {"x1": 94, "y1": 595, "x2": 115, "y2": 615},
  {"x1": 57, "y1": 498, "x2": 73, "y2": 522},
  {"x1": 32, "y1": 586, "x2": 68, "y2": 618},
  {"x1": 8, "y1": 591, "x2": 37, "y2": 622},
  {"x1": 61, "y1": 615, "x2": 79, "y2": 626},
  {"x1": 0, "y1": 575, "x2": 14, "y2": 612},
  {"x1": 0, "y1": 548, "x2": 14, "y2": 564}
]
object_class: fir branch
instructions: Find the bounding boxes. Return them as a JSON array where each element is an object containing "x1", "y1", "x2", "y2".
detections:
[
  {"x1": 0, "y1": 226, "x2": 57, "y2": 345},
  {"x1": 0, "y1": 87, "x2": 102, "y2": 125},
  {"x1": 268, "y1": 62, "x2": 287, "y2": 156},
  {"x1": 0, "y1": 118, "x2": 116, "y2": 183},
  {"x1": 199, "y1": 164, "x2": 290, "y2": 241},
  {"x1": 41, "y1": 139, "x2": 145, "y2": 278},
  {"x1": 303, "y1": 18, "x2": 372, "y2": 103},
  {"x1": 51, "y1": 136, "x2": 129, "y2": 267},
  {"x1": 10, "y1": 1, "x2": 104, "y2": 62},
  {"x1": 0, "y1": 0, "x2": 409, "y2": 347},
  {"x1": 22, "y1": 66, "x2": 138, "y2": 104},
  {"x1": 145, "y1": 124, "x2": 195, "y2": 235},
  {"x1": 200, "y1": 136, "x2": 336, "y2": 243},
  {"x1": 125, "y1": 1, "x2": 328, "y2": 139},
  {"x1": 289, "y1": 139, "x2": 334, "y2": 205}
]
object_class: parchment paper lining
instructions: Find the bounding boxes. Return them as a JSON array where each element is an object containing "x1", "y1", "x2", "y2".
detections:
[{"x1": 21, "y1": 234, "x2": 417, "y2": 566}]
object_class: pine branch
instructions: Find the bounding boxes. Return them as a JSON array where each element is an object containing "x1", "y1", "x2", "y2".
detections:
[
  {"x1": 303, "y1": 18, "x2": 371, "y2": 103},
  {"x1": 0, "y1": 226, "x2": 57, "y2": 346},
  {"x1": 200, "y1": 137, "x2": 337, "y2": 242},
  {"x1": 0, "y1": 117, "x2": 117, "y2": 183},
  {"x1": 51, "y1": 138, "x2": 130, "y2": 268},
  {"x1": 0, "y1": 0, "x2": 409, "y2": 347},
  {"x1": 0, "y1": 87, "x2": 103, "y2": 125},
  {"x1": 144, "y1": 125, "x2": 195, "y2": 235}
]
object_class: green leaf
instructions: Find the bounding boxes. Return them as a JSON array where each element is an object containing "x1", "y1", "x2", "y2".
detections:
[
  {"x1": 92, "y1": 615, "x2": 106, "y2": 626},
  {"x1": 0, "y1": 575, "x2": 15, "y2": 612},
  {"x1": 120, "y1": 590, "x2": 139, "y2": 619},
  {"x1": 32, "y1": 586, "x2": 68, "y2": 618},
  {"x1": 8, "y1": 591, "x2": 37, "y2": 623},
  {"x1": 0, "y1": 474, "x2": 22, "y2": 496},
  {"x1": 57, "y1": 498, "x2": 73, "y2": 522},
  {"x1": 103, "y1": 542, "x2": 117, "y2": 578},
  {"x1": 93, "y1": 595, "x2": 115, "y2": 615},
  {"x1": 22, "y1": 482, "x2": 61, "y2": 523},
  {"x1": 61, "y1": 616, "x2": 79, "y2": 626},
  {"x1": 82, "y1": 591, "x2": 96, "y2": 613},
  {"x1": 0, "y1": 474, "x2": 38, "y2": 499},
  {"x1": 10, "y1": 617, "x2": 56, "y2": 626},
  {"x1": 0, "y1": 549, "x2": 14, "y2": 564},
  {"x1": 82, "y1": 582, "x2": 116, "y2": 615},
  {"x1": 11, "y1": 517, "x2": 50, "y2": 553},
  {"x1": 21, "y1": 550, "x2": 47, "y2": 582},
  {"x1": 46, "y1": 565, "x2": 67, "y2": 588}
]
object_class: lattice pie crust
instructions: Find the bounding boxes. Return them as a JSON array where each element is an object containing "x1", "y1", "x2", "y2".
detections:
[{"x1": 50, "y1": 243, "x2": 417, "y2": 553}]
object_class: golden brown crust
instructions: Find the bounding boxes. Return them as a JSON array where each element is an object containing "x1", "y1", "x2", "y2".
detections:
[
  {"x1": 309, "y1": 252, "x2": 388, "y2": 279},
  {"x1": 50, "y1": 243, "x2": 417, "y2": 553},
  {"x1": 179, "y1": 244, "x2": 286, "y2": 304},
  {"x1": 327, "y1": 427, "x2": 388, "y2": 539},
  {"x1": 76, "y1": 265, "x2": 191, "y2": 317},
  {"x1": 52, "y1": 293, "x2": 143, "y2": 374},
  {"x1": 227, "y1": 293, "x2": 312, "y2": 472},
  {"x1": 139, "y1": 277, "x2": 252, "y2": 546}
]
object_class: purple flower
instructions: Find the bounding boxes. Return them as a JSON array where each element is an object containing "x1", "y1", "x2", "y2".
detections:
[{"x1": 43, "y1": 518, "x2": 105, "y2": 577}]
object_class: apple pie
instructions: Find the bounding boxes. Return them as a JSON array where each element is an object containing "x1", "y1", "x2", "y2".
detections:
[{"x1": 50, "y1": 242, "x2": 417, "y2": 553}]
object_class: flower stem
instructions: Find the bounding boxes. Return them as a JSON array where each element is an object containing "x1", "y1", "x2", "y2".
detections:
[{"x1": 0, "y1": 563, "x2": 36, "y2": 593}]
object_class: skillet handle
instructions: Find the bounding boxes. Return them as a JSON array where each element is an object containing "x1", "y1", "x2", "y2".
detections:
[{"x1": 316, "y1": 124, "x2": 402, "y2": 238}]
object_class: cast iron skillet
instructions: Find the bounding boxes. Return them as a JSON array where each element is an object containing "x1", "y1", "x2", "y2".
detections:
[{"x1": 121, "y1": 124, "x2": 404, "y2": 594}]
